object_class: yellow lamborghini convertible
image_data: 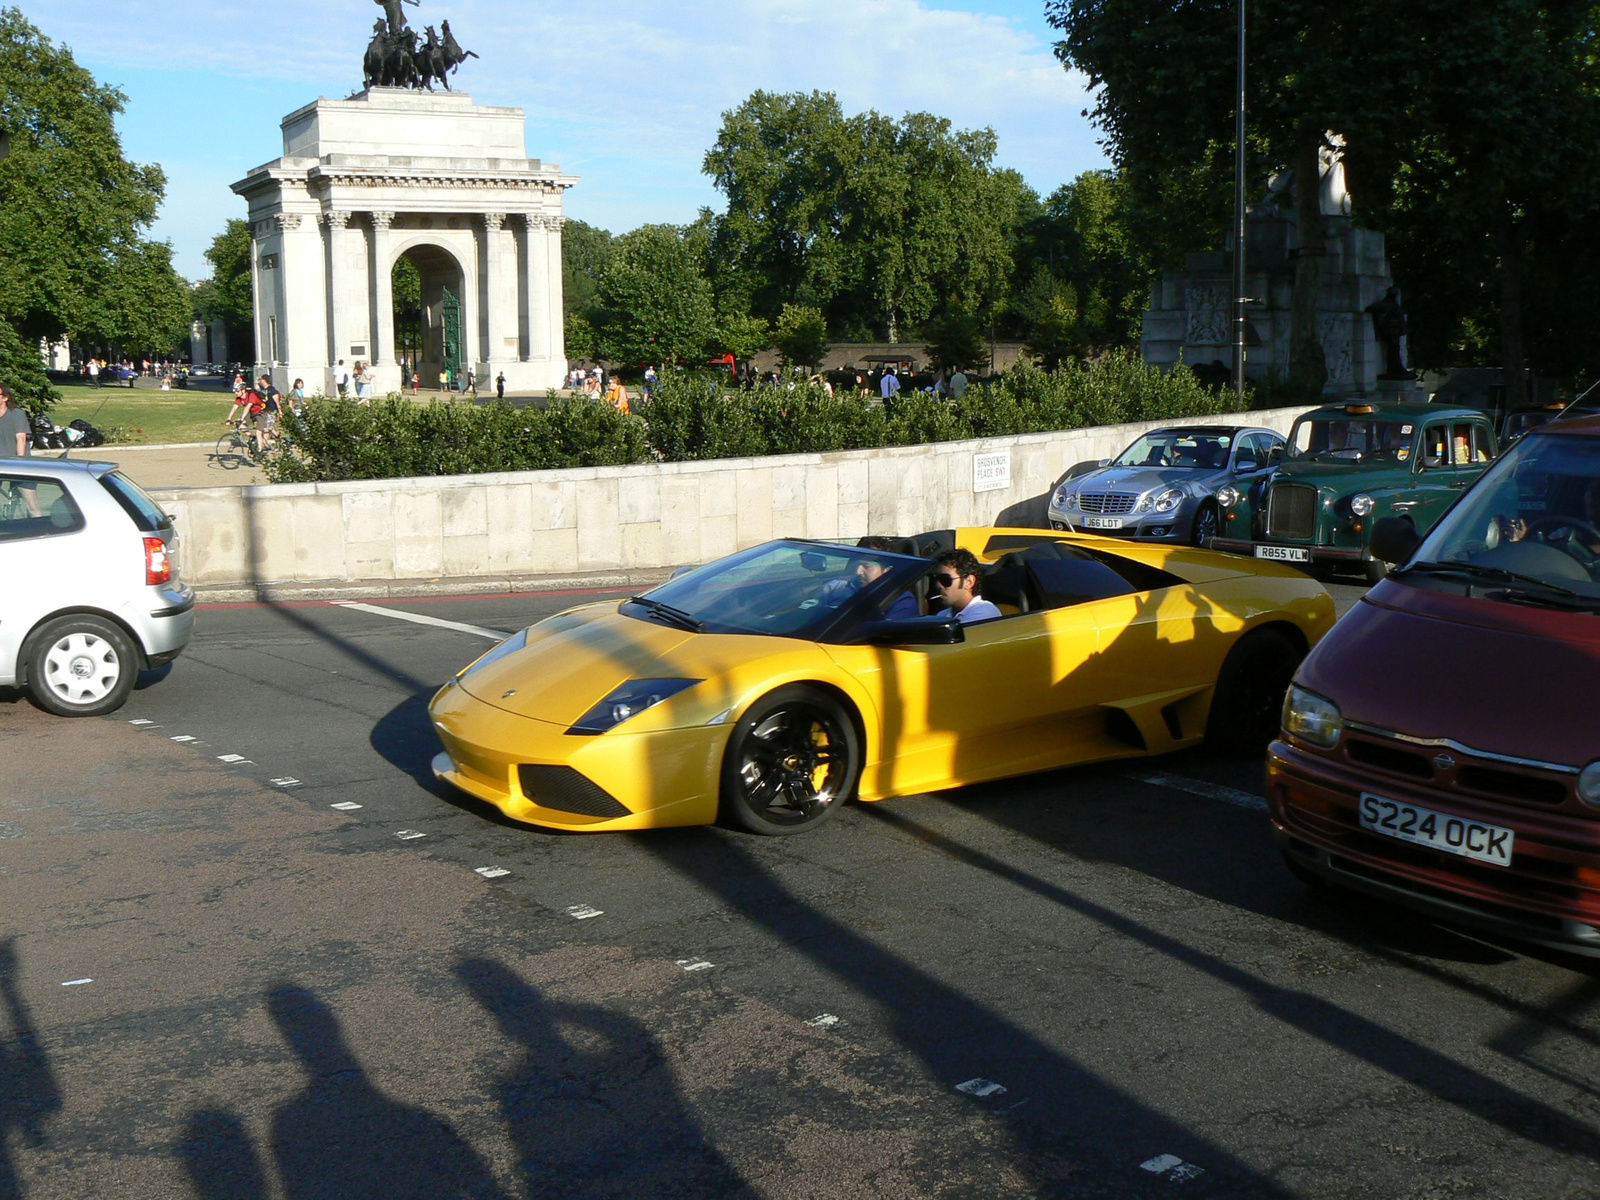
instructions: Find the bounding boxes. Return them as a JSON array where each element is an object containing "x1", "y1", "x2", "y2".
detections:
[{"x1": 429, "y1": 528, "x2": 1334, "y2": 835}]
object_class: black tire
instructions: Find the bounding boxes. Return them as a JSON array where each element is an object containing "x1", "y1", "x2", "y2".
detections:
[
  {"x1": 1191, "y1": 502, "x2": 1220, "y2": 547},
  {"x1": 1363, "y1": 556, "x2": 1390, "y2": 585},
  {"x1": 26, "y1": 615, "x2": 140, "y2": 717},
  {"x1": 1205, "y1": 628, "x2": 1303, "y2": 757},
  {"x1": 213, "y1": 430, "x2": 244, "y2": 469},
  {"x1": 720, "y1": 685, "x2": 860, "y2": 835}
]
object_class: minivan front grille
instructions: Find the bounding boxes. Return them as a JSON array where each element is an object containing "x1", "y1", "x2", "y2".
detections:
[{"x1": 1266, "y1": 483, "x2": 1318, "y2": 540}]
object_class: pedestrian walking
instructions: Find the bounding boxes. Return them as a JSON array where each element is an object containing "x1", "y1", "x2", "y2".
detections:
[
  {"x1": 334, "y1": 359, "x2": 351, "y2": 398},
  {"x1": 87, "y1": 358, "x2": 100, "y2": 388},
  {"x1": 495, "y1": 371, "x2": 506, "y2": 399}
]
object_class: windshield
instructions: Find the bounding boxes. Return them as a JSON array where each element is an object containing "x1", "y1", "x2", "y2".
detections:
[
  {"x1": 1288, "y1": 416, "x2": 1414, "y2": 463},
  {"x1": 1112, "y1": 430, "x2": 1232, "y2": 470},
  {"x1": 626, "y1": 541, "x2": 925, "y2": 637},
  {"x1": 1404, "y1": 433, "x2": 1600, "y2": 601}
]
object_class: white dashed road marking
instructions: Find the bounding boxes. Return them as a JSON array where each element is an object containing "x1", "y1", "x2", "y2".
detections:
[
  {"x1": 955, "y1": 1078, "x2": 1007, "y2": 1097},
  {"x1": 61, "y1": 978, "x2": 93, "y2": 987},
  {"x1": 169, "y1": 735, "x2": 196, "y2": 744},
  {"x1": 1141, "y1": 1154, "x2": 1206, "y2": 1182},
  {"x1": 475, "y1": 867, "x2": 510, "y2": 879},
  {"x1": 128, "y1": 719, "x2": 154, "y2": 726},
  {"x1": 677, "y1": 959, "x2": 713, "y2": 972},
  {"x1": 566, "y1": 905, "x2": 603, "y2": 919},
  {"x1": 330, "y1": 802, "x2": 362, "y2": 811},
  {"x1": 395, "y1": 829, "x2": 427, "y2": 841},
  {"x1": 806, "y1": 1014, "x2": 840, "y2": 1028},
  {"x1": 337, "y1": 602, "x2": 508, "y2": 642},
  {"x1": 272, "y1": 777, "x2": 304, "y2": 789},
  {"x1": 217, "y1": 754, "x2": 253, "y2": 764},
  {"x1": 1129, "y1": 772, "x2": 1269, "y2": 812}
]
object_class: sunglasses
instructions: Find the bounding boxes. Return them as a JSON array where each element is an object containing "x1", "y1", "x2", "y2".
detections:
[{"x1": 934, "y1": 572, "x2": 962, "y2": 588}]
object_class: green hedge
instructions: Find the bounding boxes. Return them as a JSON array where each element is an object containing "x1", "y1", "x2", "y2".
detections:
[{"x1": 262, "y1": 353, "x2": 1240, "y2": 483}]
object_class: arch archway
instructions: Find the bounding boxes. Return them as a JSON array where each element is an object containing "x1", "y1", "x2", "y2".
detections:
[{"x1": 391, "y1": 241, "x2": 468, "y2": 391}]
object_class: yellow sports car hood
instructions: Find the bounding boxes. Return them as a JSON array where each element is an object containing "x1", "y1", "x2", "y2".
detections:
[{"x1": 456, "y1": 604, "x2": 697, "y2": 724}]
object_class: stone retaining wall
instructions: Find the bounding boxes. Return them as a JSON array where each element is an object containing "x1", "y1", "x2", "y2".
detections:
[{"x1": 150, "y1": 406, "x2": 1310, "y2": 587}]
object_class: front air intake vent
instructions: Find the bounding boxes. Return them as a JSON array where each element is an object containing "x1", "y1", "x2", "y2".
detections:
[{"x1": 517, "y1": 765, "x2": 630, "y2": 818}]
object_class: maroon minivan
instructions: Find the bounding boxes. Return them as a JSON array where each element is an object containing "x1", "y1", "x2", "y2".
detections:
[{"x1": 1269, "y1": 416, "x2": 1600, "y2": 954}]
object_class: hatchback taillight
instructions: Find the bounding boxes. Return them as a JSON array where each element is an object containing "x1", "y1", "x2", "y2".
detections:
[{"x1": 144, "y1": 536, "x2": 172, "y2": 585}]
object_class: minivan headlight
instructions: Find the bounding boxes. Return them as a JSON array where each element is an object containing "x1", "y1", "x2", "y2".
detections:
[
  {"x1": 1579, "y1": 761, "x2": 1600, "y2": 808},
  {"x1": 1283, "y1": 685, "x2": 1342, "y2": 749},
  {"x1": 1350, "y1": 493, "x2": 1375, "y2": 517}
]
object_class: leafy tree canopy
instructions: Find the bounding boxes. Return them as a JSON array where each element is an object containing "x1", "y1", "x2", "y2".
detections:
[
  {"x1": 0, "y1": 6, "x2": 188, "y2": 372},
  {"x1": 561, "y1": 218, "x2": 614, "y2": 322},
  {"x1": 704, "y1": 91, "x2": 1035, "y2": 342},
  {"x1": 593, "y1": 224, "x2": 717, "y2": 366},
  {"x1": 772, "y1": 303, "x2": 828, "y2": 368}
]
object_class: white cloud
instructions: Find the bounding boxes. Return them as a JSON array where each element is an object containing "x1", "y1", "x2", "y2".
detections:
[{"x1": 25, "y1": 0, "x2": 1105, "y2": 275}]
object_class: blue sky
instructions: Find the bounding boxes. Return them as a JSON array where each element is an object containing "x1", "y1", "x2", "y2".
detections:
[{"x1": 25, "y1": 0, "x2": 1107, "y2": 280}]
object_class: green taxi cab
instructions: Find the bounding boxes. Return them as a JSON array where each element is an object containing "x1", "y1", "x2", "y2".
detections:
[{"x1": 1210, "y1": 402, "x2": 1498, "y2": 582}]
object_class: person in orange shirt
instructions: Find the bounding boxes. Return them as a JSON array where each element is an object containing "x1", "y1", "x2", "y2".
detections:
[{"x1": 604, "y1": 376, "x2": 631, "y2": 415}]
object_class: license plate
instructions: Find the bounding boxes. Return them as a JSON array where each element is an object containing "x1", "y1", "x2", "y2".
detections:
[
  {"x1": 1255, "y1": 545, "x2": 1310, "y2": 563},
  {"x1": 1085, "y1": 516, "x2": 1123, "y2": 530},
  {"x1": 1358, "y1": 794, "x2": 1514, "y2": 867}
]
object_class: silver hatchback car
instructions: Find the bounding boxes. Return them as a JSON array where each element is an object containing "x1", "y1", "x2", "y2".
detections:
[{"x1": 0, "y1": 457, "x2": 194, "y2": 716}]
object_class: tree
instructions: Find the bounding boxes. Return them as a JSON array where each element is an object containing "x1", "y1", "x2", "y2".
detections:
[
  {"x1": 704, "y1": 91, "x2": 1035, "y2": 343},
  {"x1": 714, "y1": 310, "x2": 770, "y2": 362},
  {"x1": 0, "y1": 6, "x2": 188, "y2": 390},
  {"x1": 561, "y1": 218, "x2": 613, "y2": 323},
  {"x1": 194, "y1": 218, "x2": 254, "y2": 358},
  {"x1": 1048, "y1": 0, "x2": 1600, "y2": 397},
  {"x1": 922, "y1": 309, "x2": 988, "y2": 372},
  {"x1": 772, "y1": 304, "x2": 827, "y2": 369},
  {"x1": 592, "y1": 224, "x2": 717, "y2": 365}
]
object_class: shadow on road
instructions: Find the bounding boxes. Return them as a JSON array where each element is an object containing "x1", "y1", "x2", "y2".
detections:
[
  {"x1": 870, "y1": 799, "x2": 1600, "y2": 1170},
  {"x1": 456, "y1": 958, "x2": 753, "y2": 1198},
  {"x1": 0, "y1": 940, "x2": 60, "y2": 1200}
]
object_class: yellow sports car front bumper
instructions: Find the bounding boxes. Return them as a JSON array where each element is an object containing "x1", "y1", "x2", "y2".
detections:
[{"x1": 429, "y1": 678, "x2": 731, "y2": 831}]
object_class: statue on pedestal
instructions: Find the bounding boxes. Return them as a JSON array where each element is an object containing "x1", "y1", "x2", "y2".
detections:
[
  {"x1": 1365, "y1": 286, "x2": 1411, "y2": 380},
  {"x1": 361, "y1": 0, "x2": 476, "y2": 92}
]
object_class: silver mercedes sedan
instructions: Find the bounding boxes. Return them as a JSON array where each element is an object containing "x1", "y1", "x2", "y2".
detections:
[{"x1": 1046, "y1": 425, "x2": 1286, "y2": 546}]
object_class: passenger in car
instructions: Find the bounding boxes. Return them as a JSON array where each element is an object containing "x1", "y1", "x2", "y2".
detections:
[
  {"x1": 856, "y1": 536, "x2": 920, "y2": 619},
  {"x1": 930, "y1": 550, "x2": 1001, "y2": 623}
]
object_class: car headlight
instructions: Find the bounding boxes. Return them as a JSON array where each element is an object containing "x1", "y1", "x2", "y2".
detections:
[
  {"x1": 1282, "y1": 685, "x2": 1342, "y2": 749},
  {"x1": 1153, "y1": 487, "x2": 1184, "y2": 513},
  {"x1": 568, "y1": 678, "x2": 701, "y2": 735},
  {"x1": 1579, "y1": 761, "x2": 1600, "y2": 808},
  {"x1": 457, "y1": 629, "x2": 528, "y2": 679},
  {"x1": 1216, "y1": 485, "x2": 1240, "y2": 509},
  {"x1": 1057, "y1": 489, "x2": 1079, "y2": 510},
  {"x1": 1350, "y1": 493, "x2": 1375, "y2": 517}
]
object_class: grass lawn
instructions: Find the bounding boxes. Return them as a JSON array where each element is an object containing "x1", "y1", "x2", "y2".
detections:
[
  {"x1": 44, "y1": 383, "x2": 238, "y2": 445},
  {"x1": 42, "y1": 382, "x2": 489, "y2": 445}
]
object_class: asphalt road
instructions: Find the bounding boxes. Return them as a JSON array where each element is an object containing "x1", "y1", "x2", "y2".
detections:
[{"x1": 4, "y1": 579, "x2": 1600, "y2": 1199}]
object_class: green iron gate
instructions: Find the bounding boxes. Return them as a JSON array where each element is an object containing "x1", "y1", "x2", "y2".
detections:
[{"x1": 441, "y1": 286, "x2": 465, "y2": 387}]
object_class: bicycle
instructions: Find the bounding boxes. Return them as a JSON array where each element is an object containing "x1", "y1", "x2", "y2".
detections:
[{"x1": 213, "y1": 420, "x2": 263, "y2": 470}]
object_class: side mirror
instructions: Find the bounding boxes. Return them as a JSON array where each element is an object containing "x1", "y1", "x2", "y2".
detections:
[
  {"x1": 1422, "y1": 455, "x2": 1443, "y2": 470},
  {"x1": 1370, "y1": 517, "x2": 1422, "y2": 568},
  {"x1": 1267, "y1": 445, "x2": 1285, "y2": 464},
  {"x1": 846, "y1": 618, "x2": 965, "y2": 646},
  {"x1": 1235, "y1": 457, "x2": 1258, "y2": 473}
]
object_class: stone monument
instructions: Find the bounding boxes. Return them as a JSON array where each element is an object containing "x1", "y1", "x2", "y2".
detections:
[
  {"x1": 231, "y1": 7, "x2": 574, "y2": 396},
  {"x1": 1141, "y1": 132, "x2": 1403, "y2": 398}
]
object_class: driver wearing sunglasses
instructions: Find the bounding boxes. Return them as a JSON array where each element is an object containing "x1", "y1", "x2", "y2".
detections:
[{"x1": 930, "y1": 549, "x2": 1001, "y2": 624}]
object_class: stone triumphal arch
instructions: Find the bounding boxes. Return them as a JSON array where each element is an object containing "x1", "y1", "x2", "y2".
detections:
[{"x1": 232, "y1": 88, "x2": 575, "y2": 395}]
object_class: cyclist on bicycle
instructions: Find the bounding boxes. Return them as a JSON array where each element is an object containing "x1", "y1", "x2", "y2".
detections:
[{"x1": 224, "y1": 382, "x2": 267, "y2": 448}]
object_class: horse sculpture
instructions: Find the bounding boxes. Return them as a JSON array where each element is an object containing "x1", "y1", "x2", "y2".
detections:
[{"x1": 362, "y1": 9, "x2": 475, "y2": 92}]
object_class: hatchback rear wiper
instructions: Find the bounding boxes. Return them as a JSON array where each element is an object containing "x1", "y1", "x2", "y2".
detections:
[
  {"x1": 1397, "y1": 559, "x2": 1584, "y2": 598},
  {"x1": 627, "y1": 596, "x2": 703, "y2": 632}
]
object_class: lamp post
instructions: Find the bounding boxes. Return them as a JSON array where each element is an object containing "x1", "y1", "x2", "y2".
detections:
[{"x1": 1233, "y1": 0, "x2": 1247, "y2": 403}]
